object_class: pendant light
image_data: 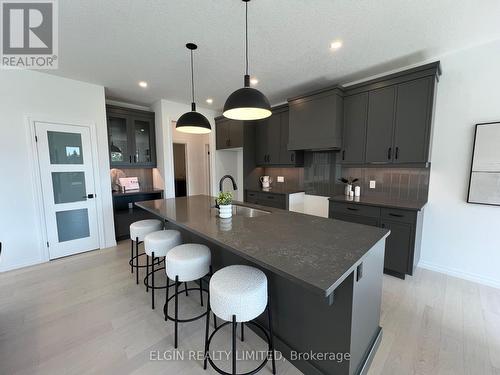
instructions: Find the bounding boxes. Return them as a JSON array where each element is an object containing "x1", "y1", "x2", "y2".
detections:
[
  {"x1": 223, "y1": 0, "x2": 271, "y2": 121},
  {"x1": 176, "y1": 43, "x2": 212, "y2": 134}
]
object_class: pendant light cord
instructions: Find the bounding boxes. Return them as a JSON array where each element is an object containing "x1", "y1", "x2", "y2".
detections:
[
  {"x1": 245, "y1": 1, "x2": 249, "y2": 76},
  {"x1": 190, "y1": 49, "x2": 195, "y2": 104}
]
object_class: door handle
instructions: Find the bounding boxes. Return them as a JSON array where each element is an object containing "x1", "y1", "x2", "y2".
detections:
[{"x1": 83, "y1": 194, "x2": 95, "y2": 199}]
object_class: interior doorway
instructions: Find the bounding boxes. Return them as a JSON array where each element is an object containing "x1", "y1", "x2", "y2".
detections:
[{"x1": 173, "y1": 143, "x2": 188, "y2": 197}]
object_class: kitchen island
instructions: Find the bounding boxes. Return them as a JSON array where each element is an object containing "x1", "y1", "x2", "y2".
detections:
[{"x1": 136, "y1": 195, "x2": 389, "y2": 375}]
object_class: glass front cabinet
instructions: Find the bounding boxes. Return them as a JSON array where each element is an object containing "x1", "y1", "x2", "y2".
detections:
[{"x1": 106, "y1": 105, "x2": 156, "y2": 168}]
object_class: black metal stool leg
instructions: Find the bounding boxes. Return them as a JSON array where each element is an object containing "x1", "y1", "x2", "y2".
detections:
[
  {"x1": 232, "y1": 315, "x2": 237, "y2": 375},
  {"x1": 203, "y1": 280, "x2": 210, "y2": 370},
  {"x1": 145, "y1": 254, "x2": 150, "y2": 293},
  {"x1": 268, "y1": 295, "x2": 276, "y2": 375},
  {"x1": 135, "y1": 237, "x2": 139, "y2": 285},
  {"x1": 151, "y1": 251, "x2": 155, "y2": 309},
  {"x1": 184, "y1": 282, "x2": 189, "y2": 296},
  {"x1": 213, "y1": 313, "x2": 218, "y2": 329},
  {"x1": 199, "y1": 279, "x2": 204, "y2": 307},
  {"x1": 174, "y1": 276, "x2": 179, "y2": 348},
  {"x1": 164, "y1": 276, "x2": 170, "y2": 321},
  {"x1": 241, "y1": 322, "x2": 244, "y2": 342},
  {"x1": 130, "y1": 240, "x2": 134, "y2": 274}
]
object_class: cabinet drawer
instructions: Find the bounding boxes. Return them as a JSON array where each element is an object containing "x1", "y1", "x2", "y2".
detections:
[
  {"x1": 330, "y1": 212, "x2": 379, "y2": 227},
  {"x1": 330, "y1": 202, "x2": 381, "y2": 218},
  {"x1": 259, "y1": 193, "x2": 286, "y2": 209},
  {"x1": 380, "y1": 208, "x2": 416, "y2": 224},
  {"x1": 245, "y1": 191, "x2": 259, "y2": 204}
]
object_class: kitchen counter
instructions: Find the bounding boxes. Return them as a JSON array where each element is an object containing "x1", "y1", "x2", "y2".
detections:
[
  {"x1": 136, "y1": 195, "x2": 388, "y2": 296},
  {"x1": 329, "y1": 194, "x2": 427, "y2": 211},
  {"x1": 112, "y1": 187, "x2": 164, "y2": 197},
  {"x1": 136, "y1": 195, "x2": 388, "y2": 375}
]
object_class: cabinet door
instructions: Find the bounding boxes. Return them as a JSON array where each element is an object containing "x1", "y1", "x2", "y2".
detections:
[
  {"x1": 365, "y1": 86, "x2": 396, "y2": 163},
  {"x1": 380, "y1": 219, "x2": 412, "y2": 275},
  {"x1": 279, "y1": 111, "x2": 296, "y2": 165},
  {"x1": 108, "y1": 114, "x2": 130, "y2": 166},
  {"x1": 228, "y1": 120, "x2": 243, "y2": 148},
  {"x1": 393, "y1": 77, "x2": 433, "y2": 164},
  {"x1": 216, "y1": 120, "x2": 230, "y2": 150},
  {"x1": 131, "y1": 117, "x2": 155, "y2": 166},
  {"x1": 255, "y1": 119, "x2": 268, "y2": 165},
  {"x1": 266, "y1": 113, "x2": 282, "y2": 164},
  {"x1": 288, "y1": 91, "x2": 343, "y2": 150},
  {"x1": 341, "y1": 93, "x2": 368, "y2": 164},
  {"x1": 330, "y1": 212, "x2": 379, "y2": 227}
]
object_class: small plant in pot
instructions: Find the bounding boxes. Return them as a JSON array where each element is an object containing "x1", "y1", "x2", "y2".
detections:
[
  {"x1": 339, "y1": 177, "x2": 359, "y2": 196},
  {"x1": 216, "y1": 192, "x2": 233, "y2": 219}
]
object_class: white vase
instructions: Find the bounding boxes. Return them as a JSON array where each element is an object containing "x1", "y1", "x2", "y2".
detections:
[
  {"x1": 219, "y1": 204, "x2": 232, "y2": 219},
  {"x1": 345, "y1": 184, "x2": 352, "y2": 196}
]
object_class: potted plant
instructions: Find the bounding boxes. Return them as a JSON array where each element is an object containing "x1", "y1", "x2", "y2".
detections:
[
  {"x1": 338, "y1": 177, "x2": 359, "y2": 196},
  {"x1": 216, "y1": 191, "x2": 233, "y2": 218}
]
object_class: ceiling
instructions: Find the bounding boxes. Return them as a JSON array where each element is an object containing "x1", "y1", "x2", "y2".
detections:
[{"x1": 51, "y1": 0, "x2": 500, "y2": 110}]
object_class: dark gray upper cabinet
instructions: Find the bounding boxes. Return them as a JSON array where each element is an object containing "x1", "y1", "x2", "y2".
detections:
[
  {"x1": 254, "y1": 106, "x2": 303, "y2": 166},
  {"x1": 340, "y1": 92, "x2": 368, "y2": 164},
  {"x1": 215, "y1": 117, "x2": 243, "y2": 150},
  {"x1": 393, "y1": 77, "x2": 433, "y2": 164},
  {"x1": 106, "y1": 105, "x2": 156, "y2": 168},
  {"x1": 365, "y1": 86, "x2": 396, "y2": 164},
  {"x1": 287, "y1": 88, "x2": 343, "y2": 150}
]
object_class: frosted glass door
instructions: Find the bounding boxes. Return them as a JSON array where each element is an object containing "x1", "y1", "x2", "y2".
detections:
[{"x1": 35, "y1": 122, "x2": 100, "y2": 259}]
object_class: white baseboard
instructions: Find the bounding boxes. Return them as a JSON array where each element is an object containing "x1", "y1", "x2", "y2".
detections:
[
  {"x1": 418, "y1": 260, "x2": 500, "y2": 289},
  {"x1": 0, "y1": 257, "x2": 43, "y2": 273}
]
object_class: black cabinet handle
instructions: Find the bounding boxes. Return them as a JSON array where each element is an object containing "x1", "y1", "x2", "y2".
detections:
[
  {"x1": 347, "y1": 207, "x2": 359, "y2": 211},
  {"x1": 134, "y1": 155, "x2": 137, "y2": 163},
  {"x1": 381, "y1": 223, "x2": 386, "y2": 228},
  {"x1": 267, "y1": 195, "x2": 275, "y2": 199},
  {"x1": 291, "y1": 153, "x2": 295, "y2": 162},
  {"x1": 129, "y1": 155, "x2": 132, "y2": 163},
  {"x1": 395, "y1": 147, "x2": 399, "y2": 160},
  {"x1": 356, "y1": 263, "x2": 363, "y2": 282},
  {"x1": 389, "y1": 213, "x2": 404, "y2": 218},
  {"x1": 387, "y1": 147, "x2": 392, "y2": 160},
  {"x1": 342, "y1": 150, "x2": 345, "y2": 160}
]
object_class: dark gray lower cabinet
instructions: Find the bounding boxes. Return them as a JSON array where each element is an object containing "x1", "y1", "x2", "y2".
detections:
[
  {"x1": 245, "y1": 190, "x2": 287, "y2": 210},
  {"x1": 113, "y1": 191, "x2": 163, "y2": 240},
  {"x1": 329, "y1": 201, "x2": 423, "y2": 279}
]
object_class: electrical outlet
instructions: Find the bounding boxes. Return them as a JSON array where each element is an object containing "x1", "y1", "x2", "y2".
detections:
[
  {"x1": 277, "y1": 176, "x2": 284, "y2": 183},
  {"x1": 369, "y1": 180, "x2": 376, "y2": 189}
]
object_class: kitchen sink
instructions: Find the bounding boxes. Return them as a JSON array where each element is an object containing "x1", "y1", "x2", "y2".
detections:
[{"x1": 231, "y1": 204, "x2": 270, "y2": 218}]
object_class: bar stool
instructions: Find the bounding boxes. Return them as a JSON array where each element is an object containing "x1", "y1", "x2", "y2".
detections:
[
  {"x1": 204, "y1": 265, "x2": 276, "y2": 375},
  {"x1": 164, "y1": 243, "x2": 212, "y2": 348},
  {"x1": 129, "y1": 219, "x2": 163, "y2": 284},
  {"x1": 143, "y1": 229, "x2": 182, "y2": 309}
]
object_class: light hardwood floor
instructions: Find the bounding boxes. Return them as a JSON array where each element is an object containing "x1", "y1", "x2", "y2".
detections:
[{"x1": 0, "y1": 241, "x2": 499, "y2": 375}]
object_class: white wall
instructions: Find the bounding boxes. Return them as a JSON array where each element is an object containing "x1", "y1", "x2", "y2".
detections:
[
  {"x1": 419, "y1": 40, "x2": 500, "y2": 288},
  {"x1": 170, "y1": 121, "x2": 211, "y2": 195},
  {"x1": 0, "y1": 70, "x2": 115, "y2": 272},
  {"x1": 215, "y1": 149, "x2": 244, "y2": 201},
  {"x1": 152, "y1": 99, "x2": 218, "y2": 198}
]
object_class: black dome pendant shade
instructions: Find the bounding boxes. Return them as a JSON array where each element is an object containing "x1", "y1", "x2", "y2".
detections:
[
  {"x1": 223, "y1": 0, "x2": 271, "y2": 121},
  {"x1": 176, "y1": 43, "x2": 212, "y2": 134}
]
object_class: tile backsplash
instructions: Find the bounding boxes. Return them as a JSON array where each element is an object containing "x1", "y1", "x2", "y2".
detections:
[
  {"x1": 340, "y1": 166, "x2": 430, "y2": 202},
  {"x1": 110, "y1": 168, "x2": 154, "y2": 191},
  {"x1": 303, "y1": 151, "x2": 340, "y2": 196},
  {"x1": 254, "y1": 167, "x2": 304, "y2": 191}
]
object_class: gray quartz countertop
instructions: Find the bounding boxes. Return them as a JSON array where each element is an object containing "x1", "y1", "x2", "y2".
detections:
[
  {"x1": 136, "y1": 195, "x2": 389, "y2": 297},
  {"x1": 329, "y1": 195, "x2": 427, "y2": 211}
]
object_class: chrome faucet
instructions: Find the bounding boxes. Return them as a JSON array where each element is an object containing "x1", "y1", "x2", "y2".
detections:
[{"x1": 219, "y1": 175, "x2": 238, "y2": 193}]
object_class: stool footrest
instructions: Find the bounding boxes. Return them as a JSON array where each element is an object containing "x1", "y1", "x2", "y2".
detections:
[{"x1": 164, "y1": 287, "x2": 209, "y2": 323}]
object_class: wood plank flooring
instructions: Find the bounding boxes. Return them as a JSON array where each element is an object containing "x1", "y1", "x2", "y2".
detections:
[{"x1": 0, "y1": 241, "x2": 499, "y2": 375}]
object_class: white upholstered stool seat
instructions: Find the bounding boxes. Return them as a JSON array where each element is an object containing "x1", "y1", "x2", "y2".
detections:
[
  {"x1": 166, "y1": 244, "x2": 211, "y2": 282},
  {"x1": 130, "y1": 219, "x2": 163, "y2": 242},
  {"x1": 144, "y1": 230, "x2": 181, "y2": 257},
  {"x1": 210, "y1": 265, "x2": 268, "y2": 323}
]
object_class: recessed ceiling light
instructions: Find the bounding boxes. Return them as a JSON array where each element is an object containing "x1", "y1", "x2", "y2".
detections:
[
  {"x1": 138, "y1": 81, "x2": 148, "y2": 88},
  {"x1": 250, "y1": 77, "x2": 259, "y2": 85},
  {"x1": 206, "y1": 98, "x2": 213, "y2": 104},
  {"x1": 330, "y1": 40, "x2": 343, "y2": 50}
]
